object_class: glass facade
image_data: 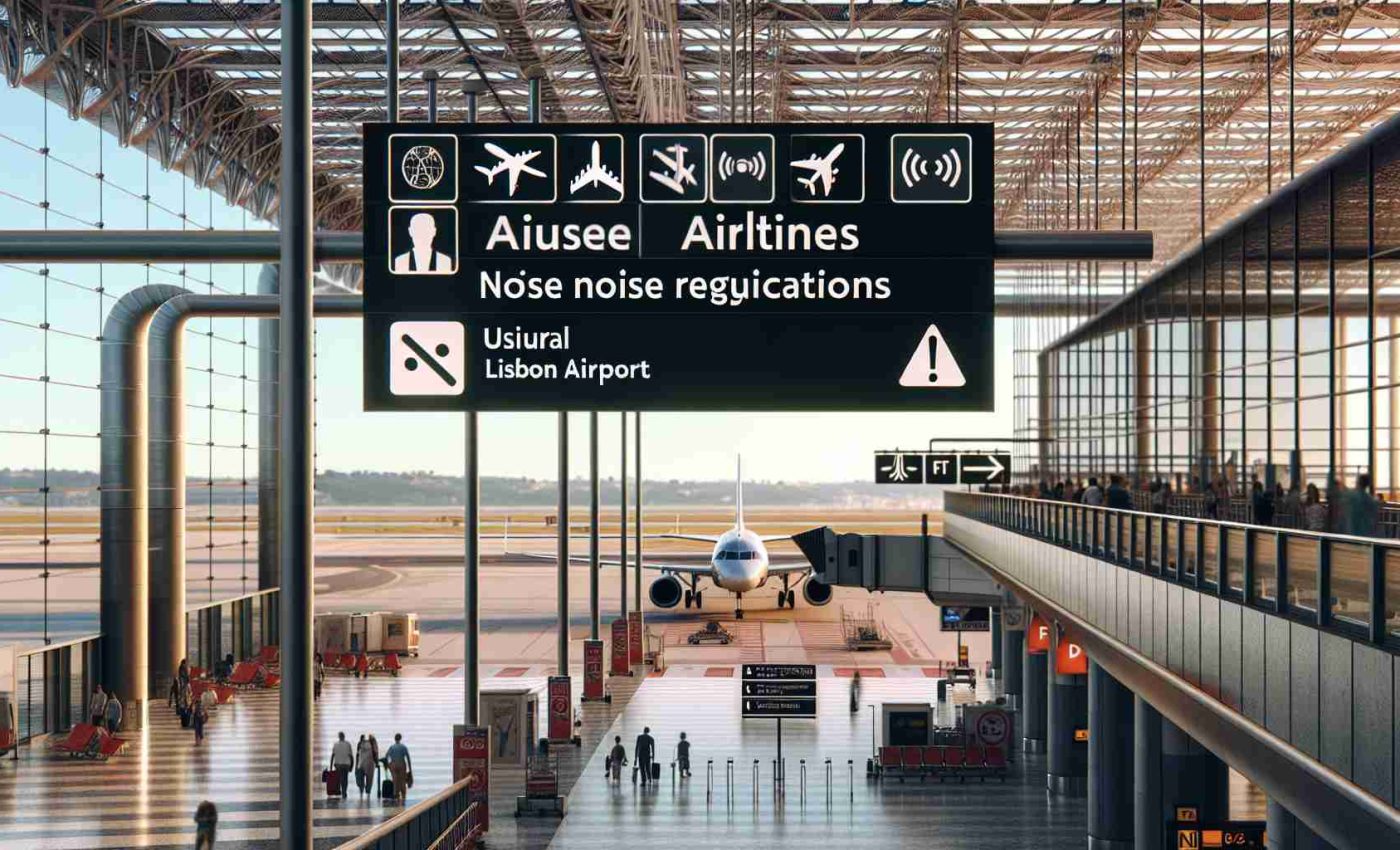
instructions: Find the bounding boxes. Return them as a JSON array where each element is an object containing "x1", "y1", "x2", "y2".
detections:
[{"x1": 1024, "y1": 117, "x2": 1400, "y2": 504}]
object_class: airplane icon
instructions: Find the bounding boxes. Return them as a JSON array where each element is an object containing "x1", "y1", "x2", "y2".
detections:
[
  {"x1": 790, "y1": 142, "x2": 844, "y2": 197},
  {"x1": 474, "y1": 142, "x2": 547, "y2": 196},
  {"x1": 568, "y1": 140, "x2": 625, "y2": 197},
  {"x1": 648, "y1": 143, "x2": 698, "y2": 195}
]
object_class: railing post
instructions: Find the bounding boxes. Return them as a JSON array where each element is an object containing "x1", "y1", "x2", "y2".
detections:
[
  {"x1": 1317, "y1": 539, "x2": 1331, "y2": 628},
  {"x1": 1192, "y1": 522, "x2": 1205, "y2": 589},
  {"x1": 1216, "y1": 524, "x2": 1229, "y2": 594},
  {"x1": 1368, "y1": 543, "x2": 1385, "y2": 644},
  {"x1": 1276, "y1": 531, "x2": 1290, "y2": 616},
  {"x1": 1242, "y1": 529, "x2": 1256, "y2": 604}
]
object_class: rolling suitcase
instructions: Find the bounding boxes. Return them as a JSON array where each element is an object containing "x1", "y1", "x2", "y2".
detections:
[
  {"x1": 381, "y1": 778, "x2": 395, "y2": 800},
  {"x1": 325, "y1": 768, "x2": 342, "y2": 797},
  {"x1": 651, "y1": 762, "x2": 661, "y2": 781}
]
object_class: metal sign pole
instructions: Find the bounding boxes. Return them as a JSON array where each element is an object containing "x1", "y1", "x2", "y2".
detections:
[
  {"x1": 634, "y1": 412, "x2": 642, "y2": 639},
  {"x1": 462, "y1": 81, "x2": 482, "y2": 726},
  {"x1": 619, "y1": 414, "x2": 628, "y2": 629},
  {"x1": 589, "y1": 412, "x2": 600, "y2": 639}
]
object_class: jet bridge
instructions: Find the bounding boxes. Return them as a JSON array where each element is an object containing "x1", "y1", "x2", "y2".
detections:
[{"x1": 791, "y1": 526, "x2": 1003, "y2": 608}]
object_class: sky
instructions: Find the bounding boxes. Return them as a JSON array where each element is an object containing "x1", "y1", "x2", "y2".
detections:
[{"x1": 0, "y1": 82, "x2": 1017, "y2": 485}]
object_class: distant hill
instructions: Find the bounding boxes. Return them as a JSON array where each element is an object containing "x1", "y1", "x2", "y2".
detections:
[{"x1": 0, "y1": 468, "x2": 944, "y2": 509}]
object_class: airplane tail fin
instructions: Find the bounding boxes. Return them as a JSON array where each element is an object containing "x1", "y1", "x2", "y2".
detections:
[{"x1": 735, "y1": 456, "x2": 745, "y2": 532}]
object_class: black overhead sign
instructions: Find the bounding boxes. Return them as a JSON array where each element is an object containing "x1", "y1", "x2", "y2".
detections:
[
  {"x1": 362, "y1": 123, "x2": 994, "y2": 412},
  {"x1": 874, "y1": 451, "x2": 1011, "y2": 485},
  {"x1": 741, "y1": 664, "x2": 817, "y2": 719}
]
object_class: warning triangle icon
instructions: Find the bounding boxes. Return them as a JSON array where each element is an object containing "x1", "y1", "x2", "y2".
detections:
[{"x1": 899, "y1": 324, "x2": 966, "y2": 388}]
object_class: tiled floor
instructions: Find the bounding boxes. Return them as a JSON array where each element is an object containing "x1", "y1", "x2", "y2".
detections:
[{"x1": 0, "y1": 668, "x2": 1263, "y2": 850}]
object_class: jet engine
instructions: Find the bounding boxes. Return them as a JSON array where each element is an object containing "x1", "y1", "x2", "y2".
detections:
[
  {"x1": 649, "y1": 575, "x2": 683, "y2": 609},
  {"x1": 801, "y1": 577, "x2": 833, "y2": 607}
]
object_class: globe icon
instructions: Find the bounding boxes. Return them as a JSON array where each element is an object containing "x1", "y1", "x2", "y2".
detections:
[{"x1": 401, "y1": 145, "x2": 446, "y2": 190}]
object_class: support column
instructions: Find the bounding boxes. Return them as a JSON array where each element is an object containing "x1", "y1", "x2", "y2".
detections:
[
  {"x1": 1000, "y1": 616, "x2": 1023, "y2": 709},
  {"x1": 557, "y1": 411, "x2": 569, "y2": 675},
  {"x1": 1267, "y1": 800, "x2": 1337, "y2": 850},
  {"x1": 277, "y1": 0, "x2": 315, "y2": 843},
  {"x1": 1088, "y1": 661, "x2": 1134, "y2": 849},
  {"x1": 619, "y1": 414, "x2": 628, "y2": 624},
  {"x1": 1046, "y1": 626, "x2": 1087, "y2": 795},
  {"x1": 990, "y1": 607, "x2": 1003, "y2": 676},
  {"x1": 1136, "y1": 698, "x2": 1230, "y2": 850},
  {"x1": 1022, "y1": 627, "x2": 1047, "y2": 752}
]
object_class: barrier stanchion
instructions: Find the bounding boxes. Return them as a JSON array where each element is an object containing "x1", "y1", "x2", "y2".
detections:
[
  {"x1": 707, "y1": 759, "x2": 714, "y2": 803},
  {"x1": 752, "y1": 759, "x2": 759, "y2": 806},
  {"x1": 848, "y1": 759, "x2": 854, "y2": 804},
  {"x1": 671, "y1": 759, "x2": 676, "y2": 787},
  {"x1": 800, "y1": 759, "x2": 806, "y2": 806},
  {"x1": 825, "y1": 758, "x2": 832, "y2": 808},
  {"x1": 726, "y1": 757, "x2": 734, "y2": 806}
]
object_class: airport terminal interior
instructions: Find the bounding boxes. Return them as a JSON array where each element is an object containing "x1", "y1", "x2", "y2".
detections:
[{"x1": 2, "y1": 2, "x2": 1400, "y2": 850}]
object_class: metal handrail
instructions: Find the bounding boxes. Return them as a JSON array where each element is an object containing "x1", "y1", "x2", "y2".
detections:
[
  {"x1": 945, "y1": 491, "x2": 1399, "y2": 650},
  {"x1": 15, "y1": 632, "x2": 102, "y2": 659},
  {"x1": 333, "y1": 775, "x2": 477, "y2": 850},
  {"x1": 185, "y1": 586, "x2": 279, "y2": 615}
]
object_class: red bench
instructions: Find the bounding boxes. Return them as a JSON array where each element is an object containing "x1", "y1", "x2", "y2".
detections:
[
  {"x1": 229, "y1": 661, "x2": 278, "y2": 689},
  {"x1": 191, "y1": 680, "x2": 235, "y2": 705},
  {"x1": 93, "y1": 734, "x2": 128, "y2": 761},
  {"x1": 50, "y1": 723, "x2": 102, "y2": 757},
  {"x1": 0, "y1": 727, "x2": 16, "y2": 756},
  {"x1": 366, "y1": 652, "x2": 403, "y2": 677},
  {"x1": 322, "y1": 651, "x2": 342, "y2": 669},
  {"x1": 257, "y1": 645, "x2": 279, "y2": 666},
  {"x1": 878, "y1": 743, "x2": 1010, "y2": 783}
]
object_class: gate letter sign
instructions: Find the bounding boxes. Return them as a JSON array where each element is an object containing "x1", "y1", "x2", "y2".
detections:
[
  {"x1": 1027, "y1": 613, "x2": 1051, "y2": 655},
  {"x1": 1055, "y1": 636, "x2": 1087, "y2": 675}
]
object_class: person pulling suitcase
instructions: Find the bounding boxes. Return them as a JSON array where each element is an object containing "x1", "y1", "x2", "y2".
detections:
[{"x1": 634, "y1": 727, "x2": 656, "y2": 787}]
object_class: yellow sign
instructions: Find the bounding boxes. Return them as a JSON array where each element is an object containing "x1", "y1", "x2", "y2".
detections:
[
  {"x1": 1201, "y1": 830, "x2": 1224, "y2": 847},
  {"x1": 1176, "y1": 806, "x2": 1199, "y2": 823},
  {"x1": 1177, "y1": 829, "x2": 1200, "y2": 850},
  {"x1": 1073, "y1": 728, "x2": 1089, "y2": 742}
]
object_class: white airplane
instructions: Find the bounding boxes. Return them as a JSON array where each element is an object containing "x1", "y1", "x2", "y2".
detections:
[
  {"x1": 475, "y1": 142, "x2": 547, "y2": 196},
  {"x1": 647, "y1": 144, "x2": 698, "y2": 195},
  {"x1": 512, "y1": 459, "x2": 832, "y2": 619},
  {"x1": 790, "y1": 142, "x2": 845, "y2": 197},
  {"x1": 568, "y1": 141, "x2": 625, "y2": 196}
]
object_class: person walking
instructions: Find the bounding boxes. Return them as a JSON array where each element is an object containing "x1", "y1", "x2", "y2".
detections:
[
  {"x1": 634, "y1": 727, "x2": 656, "y2": 786},
  {"x1": 314, "y1": 653, "x2": 326, "y2": 702},
  {"x1": 1302, "y1": 484, "x2": 1328, "y2": 532},
  {"x1": 192, "y1": 694, "x2": 208, "y2": 745},
  {"x1": 355, "y1": 734, "x2": 374, "y2": 795},
  {"x1": 330, "y1": 732, "x2": 354, "y2": 799},
  {"x1": 608, "y1": 735, "x2": 627, "y2": 782},
  {"x1": 103, "y1": 691, "x2": 123, "y2": 733},
  {"x1": 194, "y1": 800, "x2": 218, "y2": 850},
  {"x1": 675, "y1": 732, "x2": 691, "y2": 778},
  {"x1": 88, "y1": 684, "x2": 108, "y2": 727},
  {"x1": 385, "y1": 733, "x2": 412, "y2": 803}
]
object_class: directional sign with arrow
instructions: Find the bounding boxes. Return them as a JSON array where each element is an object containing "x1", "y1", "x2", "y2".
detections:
[
  {"x1": 959, "y1": 453, "x2": 1010, "y2": 484},
  {"x1": 873, "y1": 450, "x2": 1011, "y2": 485}
]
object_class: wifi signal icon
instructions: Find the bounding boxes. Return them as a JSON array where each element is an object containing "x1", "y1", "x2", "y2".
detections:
[
  {"x1": 717, "y1": 150, "x2": 767, "y2": 182},
  {"x1": 891, "y1": 134, "x2": 973, "y2": 203},
  {"x1": 710, "y1": 134, "x2": 775, "y2": 202}
]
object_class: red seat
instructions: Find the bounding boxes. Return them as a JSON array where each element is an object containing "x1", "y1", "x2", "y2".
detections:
[
  {"x1": 879, "y1": 746, "x2": 901, "y2": 771},
  {"x1": 189, "y1": 666, "x2": 207, "y2": 680},
  {"x1": 964, "y1": 745, "x2": 985, "y2": 768},
  {"x1": 922, "y1": 746, "x2": 944, "y2": 767},
  {"x1": 322, "y1": 652, "x2": 341, "y2": 668},
  {"x1": 901, "y1": 746, "x2": 923, "y2": 770},
  {"x1": 257, "y1": 645, "x2": 279, "y2": 666},
  {"x1": 943, "y1": 746, "x2": 965, "y2": 768},
  {"x1": 51, "y1": 723, "x2": 101, "y2": 755},
  {"x1": 94, "y1": 735, "x2": 127, "y2": 760},
  {"x1": 228, "y1": 661, "x2": 258, "y2": 687},
  {"x1": 382, "y1": 653, "x2": 402, "y2": 675},
  {"x1": 338, "y1": 654, "x2": 359, "y2": 672},
  {"x1": 986, "y1": 746, "x2": 1007, "y2": 768},
  {"x1": 0, "y1": 728, "x2": 14, "y2": 754}
]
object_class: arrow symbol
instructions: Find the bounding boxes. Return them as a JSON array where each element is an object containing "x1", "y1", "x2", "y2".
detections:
[{"x1": 961, "y1": 455, "x2": 1005, "y2": 481}]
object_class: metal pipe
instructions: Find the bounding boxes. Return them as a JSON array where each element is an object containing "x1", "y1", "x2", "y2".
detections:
[
  {"x1": 386, "y1": 0, "x2": 400, "y2": 120},
  {"x1": 463, "y1": 79, "x2": 484, "y2": 123},
  {"x1": 279, "y1": 0, "x2": 315, "y2": 842},
  {"x1": 0, "y1": 230, "x2": 1149, "y2": 264},
  {"x1": 589, "y1": 411, "x2": 600, "y2": 640},
  {"x1": 424, "y1": 69, "x2": 438, "y2": 121},
  {"x1": 148, "y1": 293, "x2": 361, "y2": 699},
  {"x1": 257, "y1": 266, "x2": 279, "y2": 600},
  {"x1": 100, "y1": 284, "x2": 188, "y2": 731}
]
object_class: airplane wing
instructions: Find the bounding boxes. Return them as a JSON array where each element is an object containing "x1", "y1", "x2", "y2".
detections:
[
  {"x1": 654, "y1": 533, "x2": 721, "y2": 544},
  {"x1": 791, "y1": 159, "x2": 820, "y2": 172},
  {"x1": 818, "y1": 172, "x2": 834, "y2": 195},
  {"x1": 767, "y1": 562, "x2": 813, "y2": 575},
  {"x1": 758, "y1": 535, "x2": 794, "y2": 543},
  {"x1": 484, "y1": 142, "x2": 511, "y2": 160},
  {"x1": 507, "y1": 168, "x2": 521, "y2": 195},
  {"x1": 510, "y1": 550, "x2": 713, "y2": 575}
]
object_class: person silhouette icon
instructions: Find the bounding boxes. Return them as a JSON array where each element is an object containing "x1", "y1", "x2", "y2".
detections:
[{"x1": 393, "y1": 211, "x2": 454, "y2": 274}]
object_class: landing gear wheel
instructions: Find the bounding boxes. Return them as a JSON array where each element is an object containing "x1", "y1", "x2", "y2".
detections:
[
  {"x1": 684, "y1": 589, "x2": 694, "y2": 608},
  {"x1": 735, "y1": 608, "x2": 744, "y2": 620},
  {"x1": 785, "y1": 590, "x2": 796, "y2": 608},
  {"x1": 777, "y1": 590, "x2": 786, "y2": 608},
  {"x1": 694, "y1": 591, "x2": 702, "y2": 608}
]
